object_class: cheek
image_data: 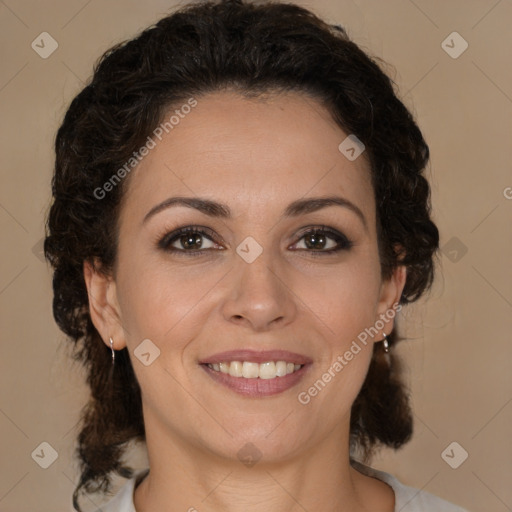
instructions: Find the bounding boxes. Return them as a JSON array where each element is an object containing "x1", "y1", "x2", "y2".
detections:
[
  {"x1": 294, "y1": 255, "x2": 382, "y2": 343},
  {"x1": 115, "y1": 255, "x2": 223, "y2": 343},
  {"x1": 295, "y1": 264, "x2": 380, "y2": 416}
]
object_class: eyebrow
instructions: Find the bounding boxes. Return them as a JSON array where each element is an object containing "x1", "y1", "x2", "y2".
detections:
[{"x1": 143, "y1": 195, "x2": 367, "y2": 230}]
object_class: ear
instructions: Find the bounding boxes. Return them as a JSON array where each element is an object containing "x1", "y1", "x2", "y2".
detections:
[
  {"x1": 83, "y1": 258, "x2": 127, "y2": 351},
  {"x1": 375, "y1": 263, "x2": 407, "y2": 339}
]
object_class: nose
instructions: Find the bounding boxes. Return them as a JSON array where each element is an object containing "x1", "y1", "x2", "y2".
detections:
[{"x1": 221, "y1": 248, "x2": 298, "y2": 332}]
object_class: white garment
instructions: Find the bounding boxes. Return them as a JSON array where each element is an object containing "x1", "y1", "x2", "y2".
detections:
[{"x1": 93, "y1": 461, "x2": 469, "y2": 512}]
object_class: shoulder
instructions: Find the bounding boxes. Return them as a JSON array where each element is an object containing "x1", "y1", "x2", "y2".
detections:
[
  {"x1": 90, "y1": 469, "x2": 149, "y2": 512},
  {"x1": 351, "y1": 460, "x2": 470, "y2": 512}
]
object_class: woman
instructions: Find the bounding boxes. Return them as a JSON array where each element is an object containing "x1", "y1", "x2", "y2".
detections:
[{"x1": 44, "y1": 1, "x2": 470, "y2": 511}]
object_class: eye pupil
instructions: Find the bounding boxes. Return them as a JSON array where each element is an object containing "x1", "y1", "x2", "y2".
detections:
[
  {"x1": 305, "y1": 232, "x2": 326, "y2": 250},
  {"x1": 181, "y1": 233, "x2": 202, "y2": 250}
]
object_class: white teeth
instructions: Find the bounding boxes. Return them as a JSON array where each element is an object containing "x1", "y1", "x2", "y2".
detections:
[
  {"x1": 206, "y1": 360, "x2": 304, "y2": 379},
  {"x1": 259, "y1": 361, "x2": 276, "y2": 380},
  {"x1": 275, "y1": 361, "x2": 287, "y2": 377},
  {"x1": 242, "y1": 361, "x2": 259, "y2": 378},
  {"x1": 229, "y1": 361, "x2": 243, "y2": 377}
]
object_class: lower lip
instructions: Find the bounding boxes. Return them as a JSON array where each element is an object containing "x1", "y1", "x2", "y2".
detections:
[{"x1": 201, "y1": 363, "x2": 311, "y2": 397}]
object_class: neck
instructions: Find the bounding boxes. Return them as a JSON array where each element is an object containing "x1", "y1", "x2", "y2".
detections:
[{"x1": 133, "y1": 414, "x2": 394, "y2": 512}]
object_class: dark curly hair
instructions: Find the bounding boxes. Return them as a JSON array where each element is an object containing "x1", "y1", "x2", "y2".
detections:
[{"x1": 44, "y1": 0, "x2": 439, "y2": 509}]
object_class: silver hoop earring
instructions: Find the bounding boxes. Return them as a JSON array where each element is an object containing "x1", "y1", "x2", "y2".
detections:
[
  {"x1": 381, "y1": 333, "x2": 389, "y2": 353},
  {"x1": 109, "y1": 337, "x2": 115, "y2": 365}
]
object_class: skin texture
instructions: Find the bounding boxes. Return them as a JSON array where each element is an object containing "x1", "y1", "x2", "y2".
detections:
[{"x1": 84, "y1": 90, "x2": 406, "y2": 512}]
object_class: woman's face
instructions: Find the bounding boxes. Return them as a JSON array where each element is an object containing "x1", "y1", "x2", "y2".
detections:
[{"x1": 87, "y1": 90, "x2": 405, "y2": 462}]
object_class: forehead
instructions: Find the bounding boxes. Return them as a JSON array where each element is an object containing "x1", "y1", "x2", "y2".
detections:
[{"x1": 120, "y1": 90, "x2": 375, "y2": 226}]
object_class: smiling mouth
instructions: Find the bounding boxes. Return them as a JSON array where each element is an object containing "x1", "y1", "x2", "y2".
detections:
[
  {"x1": 204, "y1": 360, "x2": 303, "y2": 379},
  {"x1": 200, "y1": 360, "x2": 310, "y2": 397}
]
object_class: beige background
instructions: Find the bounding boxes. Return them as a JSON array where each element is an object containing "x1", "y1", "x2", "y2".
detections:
[{"x1": 1, "y1": 0, "x2": 511, "y2": 511}]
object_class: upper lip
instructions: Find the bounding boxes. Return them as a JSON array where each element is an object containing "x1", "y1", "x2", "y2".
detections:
[{"x1": 199, "y1": 349, "x2": 313, "y2": 365}]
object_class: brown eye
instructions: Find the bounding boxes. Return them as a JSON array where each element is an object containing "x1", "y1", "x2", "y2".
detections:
[
  {"x1": 158, "y1": 226, "x2": 222, "y2": 254},
  {"x1": 176, "y1": 232, "x2": 204, "y2": 250},
  {"x1": 303, "y1": 231, "x2": 331, "y2": 250},
  {"x1": 291, "y1": 227, "x2": 353, "y2": 253}
]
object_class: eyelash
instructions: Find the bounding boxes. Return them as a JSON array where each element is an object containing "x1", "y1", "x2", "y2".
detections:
[{"x1": 157, "y1": 225, "x2": 353, "y2": 257}]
